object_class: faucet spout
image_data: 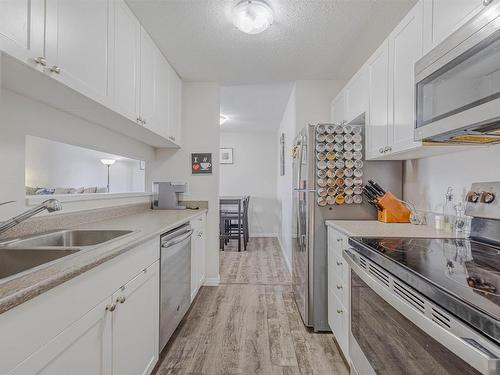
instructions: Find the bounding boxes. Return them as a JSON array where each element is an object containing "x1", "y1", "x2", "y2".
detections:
[{"x1": 0, "y1": 199, "x2": 62, "y2": 236}]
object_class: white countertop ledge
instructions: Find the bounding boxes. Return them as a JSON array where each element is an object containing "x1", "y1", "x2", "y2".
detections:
[
  {"x1": 26, "y1": 192, "x2": 152, "y2": 205},
  {"x1": 325, "y1": 220, "x2": 464, "y2": 239}
]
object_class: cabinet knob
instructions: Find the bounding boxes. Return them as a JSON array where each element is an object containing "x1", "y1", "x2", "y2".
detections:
[
  {"x1": 336, "y1": 261, "x2": 343, "y2": 266},
  {"x1": 336, "y1": 284, "x2": 343, "y2": 290},
  {"x1": 116, "y1": 296, "x2": 126, "y2": 304},
  {"x1": 336, "y1": 309, "x2": 343, "y2": 314},
  {"x1": 106, "y1": 303, "x2": 117, "y2": 312},
  {"x1": 34, "y1": 56, "x2": 47, "y2": 66},
  {"x1": 49, "y1": 65, "x2": 61, "y2": 74}
]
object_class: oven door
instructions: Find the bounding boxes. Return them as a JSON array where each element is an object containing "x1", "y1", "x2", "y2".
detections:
[
  {"x1": 415, "y1": 2, "x2": 500, "y2": 143},
  {"x1": 344, "y1": 249, "x2": 499, "y2": 375}
]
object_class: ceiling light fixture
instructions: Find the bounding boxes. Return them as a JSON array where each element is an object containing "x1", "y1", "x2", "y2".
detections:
[
  {"x1": 220, "y1": 114, "x2": 228, "y2": 125},
  {"x1": 232, "y1": 0, "x2": 274, "y2": 35}
]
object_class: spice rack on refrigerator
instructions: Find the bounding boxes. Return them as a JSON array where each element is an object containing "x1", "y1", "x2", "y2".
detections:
[{"x1": 316, "y1": 123, "x2": 364, "y2": 207}]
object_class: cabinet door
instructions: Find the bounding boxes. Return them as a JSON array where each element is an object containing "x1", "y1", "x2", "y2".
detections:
[
  {"x1": 45, "y1": 0, "x2": 111, "y2": 102},
  {"x1": 366, "y1": 40, "x2": 390, "y2": 159},
  {"x1": 153, "y1": 50, "x2": 170, "y2": 139},
  {"x1": 0, "y1": 0, "x2": 44, "y2": 65},
  {"x1": 139, "y1": 27, "x2": 157, "y2": 130},
  {"x1": 330, "y1": 92, "x2": 345, "y2": 124},
  {"x1": 430, "y1": 0, "x2": 484, "y2": 49},
  {"x1": 111, "y1": 0, "x2": 140, "y2": 122},
  {"x1": 190, "y1": 216, "x2": 205, "y2": 301},
  {"x1": 388, "y1": 2, "x2": 423, "y2": 154},
  {"x1": 112, "y1": 261, "x2": 159, "y2": 375},
  {"x1": 197, "y1": 216, "x2": 206, "y2": 287},
  {"x1": 9, "y1": 298, "x2": 112, "y2": 375},
  {"x1": 345, "y1": 67, "x2": 368, "y2": 123},
  {"x1": 168, "y1": 67, "x2": 183, "y2": 146}
]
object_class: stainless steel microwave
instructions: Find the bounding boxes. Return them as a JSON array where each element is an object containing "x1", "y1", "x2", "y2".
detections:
[{"x1": 415, "y1": 1, "x2": 500, "y2": 144}]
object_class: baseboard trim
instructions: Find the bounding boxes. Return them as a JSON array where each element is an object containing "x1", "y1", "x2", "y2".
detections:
[
  {"x1": 277, "y1": 236, "x2": 292, "y2": 274},
  {"x1": 250, "y1": 232, "x2": 278, "y2": 237},
  {"x1": 203, "y1": 275, "x2": 220, "y2": 286}
]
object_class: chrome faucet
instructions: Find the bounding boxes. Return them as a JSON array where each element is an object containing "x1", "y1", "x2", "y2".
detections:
[{"x1": 0, "y1": 199, "x2": 62, "y2": 236}]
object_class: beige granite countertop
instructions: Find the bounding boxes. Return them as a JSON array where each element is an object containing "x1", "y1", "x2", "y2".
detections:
[
  {"x1": 325, "y1": 220, "x2": 464, "y2": 238},
  {"x1": 0, "y1": 208, "x2": 206, "y2": 314}
]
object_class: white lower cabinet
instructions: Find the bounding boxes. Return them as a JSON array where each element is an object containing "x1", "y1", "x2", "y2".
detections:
[
  {"x1": 4, "y1": 239, "x2": 160, "y2": 375},
  {"x1": 327, "y1": 226, "x2": 350, "y2": 363},
  {"x1": 9, "y1": 297, "x2": 113, "y2": 375},
  {"x1": 190, "y1": 214, "x2": 207, "y2": 301},
  {"x1": 112, "y1": 262, "x2": 159, "y2": 375}
]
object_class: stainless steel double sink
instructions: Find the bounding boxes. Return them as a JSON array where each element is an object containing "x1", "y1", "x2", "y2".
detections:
[{"x1": 0, "y1": 230, "x2": 133, "y2": 279}]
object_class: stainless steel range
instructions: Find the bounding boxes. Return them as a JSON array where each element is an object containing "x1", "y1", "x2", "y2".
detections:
[{"x1": 345, "y1": 182, "x2": 500, "y2": 375}]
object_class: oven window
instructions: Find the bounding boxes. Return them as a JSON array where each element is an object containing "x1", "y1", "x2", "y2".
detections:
[
  {"x1": 416, "y1": 29, "x2": 500, "y2": 128},
  {"x1": 351, "y1": 272, "x2": 480, "y2": 374}
]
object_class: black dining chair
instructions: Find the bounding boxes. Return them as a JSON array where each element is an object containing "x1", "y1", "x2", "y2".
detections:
[{"x1": 219, "y1": 196, "x2": 250, "y2": 251}]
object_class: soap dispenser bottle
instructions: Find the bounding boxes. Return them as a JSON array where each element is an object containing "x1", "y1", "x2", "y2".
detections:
[{"x1": 443, "y1": 187, "x2": 455, "y2": 232}]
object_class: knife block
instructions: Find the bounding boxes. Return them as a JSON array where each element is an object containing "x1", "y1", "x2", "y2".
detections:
[{"x1": 377, "y1": 192, "x2": 411, "y2": 223}]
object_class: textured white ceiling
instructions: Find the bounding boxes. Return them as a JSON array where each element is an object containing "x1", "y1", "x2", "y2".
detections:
[
  {"x1": 126, "y1": 0, "x2": 416, "y2": 84},
  {"x1": 220, "y1": 82, "x2": 294, "y2": 132}
]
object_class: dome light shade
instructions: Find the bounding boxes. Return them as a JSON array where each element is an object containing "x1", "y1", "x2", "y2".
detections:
[{"x1": 232, "y1": 0, "x2": 273, "y2": 35}]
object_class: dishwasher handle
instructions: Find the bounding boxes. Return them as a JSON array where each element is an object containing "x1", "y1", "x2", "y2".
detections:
[{"x1": 161, "y1": 229, "x2": 193, "y2": 248}]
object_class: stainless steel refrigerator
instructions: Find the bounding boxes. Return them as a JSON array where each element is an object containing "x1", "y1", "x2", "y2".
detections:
[{"x1": 292, "y1": 124, "x2": 402, "y2": 331}]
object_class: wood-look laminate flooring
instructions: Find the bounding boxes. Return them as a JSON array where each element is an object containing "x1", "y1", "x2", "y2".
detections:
[{"x1": 154, "y1": 237, "x2": 349, "y2": 375}]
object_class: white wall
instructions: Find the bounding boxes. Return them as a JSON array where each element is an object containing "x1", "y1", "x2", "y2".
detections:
[
  {"x1": 26, "y1": 136, "x2": 145, "y2": 193},
  {"x1": 404, "y1": 144, "x2": 500, "y2": 212},
  {"x1": 0, "y1": 80, "x2": 154, "y2": 220},
  {"x1": 276, "y1": 80, "x2": 345, "y2": 270},
  {"x1": 146, "y1": 82, "x2": 220, "y2": 284},
  {"x1": 220, "y1": 131, "x2": 279, "y2": 236}
]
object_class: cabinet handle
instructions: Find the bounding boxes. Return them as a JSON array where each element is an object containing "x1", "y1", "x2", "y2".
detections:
[
  {"x1": 34, "y1": 56, "x2": 47, "y2": 66},
  {"x1": 106, "y1": 303, "x2": 117, "y2": 312},
  {"x1": 49, "y1": 65, "x2": 61, "y2": 74},
  {"x1": 483, "y1": 0, "x2": 493, "y2": 6},
  {"x1": 336, "y1": 261, "x2": 343, "y2": 266},
  {"x1": 336, "y1": 309, "x2": 343, "y2": 314},
  {"x1": 116, "y1": 296, "x2": 126, "y2": 304},
  {"x1": 336, "y1": 284, "x2": 343, "y2": 290}
]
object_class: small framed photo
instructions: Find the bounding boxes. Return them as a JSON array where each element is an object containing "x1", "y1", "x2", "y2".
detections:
[{"x1": 220, "y1": 148, "x2": 233, "y2": 164}]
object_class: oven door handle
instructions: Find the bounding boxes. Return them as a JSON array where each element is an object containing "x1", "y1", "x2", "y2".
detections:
[{"x1": 344, "y1": 248, "x2": 500, "y2": 375}]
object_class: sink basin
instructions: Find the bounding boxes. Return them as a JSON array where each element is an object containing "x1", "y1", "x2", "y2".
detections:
[
  {"x1": 0, "y1": 247, "x2": 80, "y2": 279},
  {"x1": 1, "y1": 230, "x2": 133, "y2": 248}
]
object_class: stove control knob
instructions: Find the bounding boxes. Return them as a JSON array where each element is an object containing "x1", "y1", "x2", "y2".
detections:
[
  {"x1": 467, "y1": 191, "x2": 480, "y2": 203},
  {"x1": 481, "y1": 191, "x2": 495, "y2": 204}
]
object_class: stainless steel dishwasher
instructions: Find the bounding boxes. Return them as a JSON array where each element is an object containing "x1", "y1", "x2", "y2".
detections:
[{"x1": 159, "y1": 223, "x2": 193, "y2": 351}]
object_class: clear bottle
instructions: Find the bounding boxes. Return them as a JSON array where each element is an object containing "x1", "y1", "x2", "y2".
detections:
[
  {"x1": 454, "y1": 201, "x2": 467, "y2": 234},
  {"x1": 443, "y1": 187, "x2": 455, "y2": 232}
]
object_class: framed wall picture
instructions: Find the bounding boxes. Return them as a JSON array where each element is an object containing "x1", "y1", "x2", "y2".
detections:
[
  {"x1": 220, "y1": 148, "x2": 233, "y2": 164},
  {"x1": 191, "y1": 153, "x2": 212, "y2": 174}
]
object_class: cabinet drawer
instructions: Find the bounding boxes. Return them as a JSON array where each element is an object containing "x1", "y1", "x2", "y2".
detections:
[{"x1": 329, "y1": 290, "x2": 349, "y2": 362}]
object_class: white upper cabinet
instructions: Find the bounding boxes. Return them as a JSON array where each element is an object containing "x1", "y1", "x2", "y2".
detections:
[
  {"x1": 424, "y1": 0, "x2": 485, "y2": 53},
  {"x1": 388, "y1": 1, "x2": 423, "y2": 154},
  {"x1": 139, "y1": 27, "x2": 157, "y2": 130},
  {"x1": 331, "y1": 91, "x2": 346, "y2": 124},
  {"x1": 366, "y1": 40, "x2": 390, "y2": 159},
  {"x1": 168, "y1": 66, "x2": 183, "y2": 146},
  {"x1": 0, "y1": 0, "x2": 183, "y2": 149},
  {"x1": 110, "y1": 0, "x2": 141, "y2": 122},
  {"x1": 45, "y1": 0, "x2": 111, "y2": 102},
  {"x1": 0, "y1": 0, "x2": 45, "y2": 67},
  {"x1": 345, "y1": 67, "x2": 368, "y2": 123}
]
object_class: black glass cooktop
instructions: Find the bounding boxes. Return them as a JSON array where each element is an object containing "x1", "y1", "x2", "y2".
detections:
[{"x1": 351, "y1": 237, "x2": 500, "y2": 331}]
